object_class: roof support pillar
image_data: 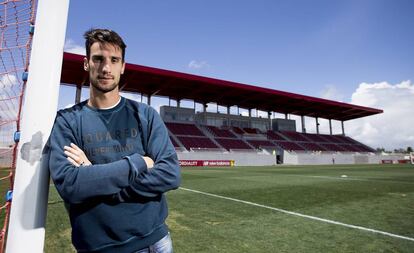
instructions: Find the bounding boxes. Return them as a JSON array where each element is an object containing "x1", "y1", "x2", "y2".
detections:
[
  {"x1": 203, "y1": 103, "x2": 207, "y2": 112},
  {"x1": 301, "y1": 115, "x2": 306, "y2": 133},
  {"x1": 268, "y1": 111, "x2": 272, "y2": 131},
  {"x1": 177, "y1": 99, "x2": 181, "y2": 108},
  {"x1": 285, "y1": 113, "x2": 288, "y2": 119},
  {"x1": 148, "y1": 89, "x2": 160, "y2": 107},
  {"x1": 341, "y1": 121, "x2": 345, "y2": 136},
  {"x1": 249, "y1": 109, "x2": 252, "y2": 128},
  {"x1": 329, "y1": 119, "x2": 333, "y2": 135},
  {"x1": 227, "y1": 106, "x2": 231, "y2": 127},
  {"x1": 75, "y1": 83, "x2": 82, "y2": 104},
  {"x1": 316, "y1": 117, "x2": 320, "y2": 134}
]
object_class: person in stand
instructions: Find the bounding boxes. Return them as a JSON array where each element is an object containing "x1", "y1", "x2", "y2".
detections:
[{"x1": 48, "y1": 28, "x2": 180, "y2": 253}]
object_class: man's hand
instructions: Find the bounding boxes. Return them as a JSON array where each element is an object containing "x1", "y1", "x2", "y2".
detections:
[
  {"x1": 142, "y1": 156, "x2": 154, "y2": 170},
  {"x1": 64, "y1": 142, "x2": 153, "y2": 170},
  {"x1": 64, "y1": 143, "x2": 92, "y2": 167}
]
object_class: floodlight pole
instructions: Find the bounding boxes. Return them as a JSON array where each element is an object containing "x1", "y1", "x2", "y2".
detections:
[{"x1": 6, "y1": 0, "x2": 70, "y2": 252}]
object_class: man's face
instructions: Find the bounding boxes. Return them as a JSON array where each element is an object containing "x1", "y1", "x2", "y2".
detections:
[{"x1": 84, "y1": 42, "x2": 125, "y2": 94}]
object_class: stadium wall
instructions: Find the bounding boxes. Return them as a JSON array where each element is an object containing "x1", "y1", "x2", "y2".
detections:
[
  {"x1": 177, "y1": 151, "x2": 276, "y2": 166},
  {"x1": 283, "y1": 151, "x2": 407, "y2": 165},
  {"x1": 177, "y1": 151, "x2": 408, "y2": 166},
  {"x1": 3, "y1": 148, "x2": 403, "y2": 167}
]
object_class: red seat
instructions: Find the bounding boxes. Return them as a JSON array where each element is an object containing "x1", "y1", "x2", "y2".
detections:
[
  {"x1": 165, "y1": 122, "x2": 205, "y2": 136},
  {"x1": 216, "y1": 138, "x2": 252, "y2": 150},
  {"x1": 177, "y1": 136, "x2": 219, "y2": 150}
]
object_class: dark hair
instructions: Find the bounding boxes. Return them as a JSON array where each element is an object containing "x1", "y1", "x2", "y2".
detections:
[{"x1": 83, "y1": 28, "x2": 127, "y2": 61}]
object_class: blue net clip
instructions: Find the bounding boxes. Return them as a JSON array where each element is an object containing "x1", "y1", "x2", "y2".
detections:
[
  {"x1": 14, "y1": 131, "x2": 20, "y2": 142},
  {"x1": 6, "y1": 190, "x2": 12, "y2": 202},
  {"x1": 22, "y1": 71, "x2": 29, "y2": 82},
  {"x1": 29, "y1": 24, "x2": 35, "y2": 34}
]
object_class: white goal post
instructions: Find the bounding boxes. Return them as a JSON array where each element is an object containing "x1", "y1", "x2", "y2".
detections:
[{"x1": 5, "y1": 0, "x2": 70, "y2": 252}]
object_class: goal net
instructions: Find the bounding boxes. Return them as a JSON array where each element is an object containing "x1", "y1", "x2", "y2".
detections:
[{"x1": 0, "y1": 1, "x2": 36, "y2": 252}]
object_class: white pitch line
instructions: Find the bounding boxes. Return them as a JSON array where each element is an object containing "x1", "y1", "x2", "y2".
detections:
[
  {"x1": 285, "y1": 174, "x2": 414, "y2": 185},
  {"x1": 180, "y1": 187, "x2": 414, "y2": 242}
]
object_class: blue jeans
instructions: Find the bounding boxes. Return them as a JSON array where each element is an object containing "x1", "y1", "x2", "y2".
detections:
[{"x1": 135, "y1": 233, "x2": 173, "y2": 253}]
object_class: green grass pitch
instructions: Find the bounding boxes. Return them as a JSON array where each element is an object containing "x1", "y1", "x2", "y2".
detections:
[{"x1": 2, "y1": 164, "x2": 414, "y2": 252}]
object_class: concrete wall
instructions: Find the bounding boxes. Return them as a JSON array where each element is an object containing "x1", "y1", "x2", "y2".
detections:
[
  {"x1": 283, "y1": 151, "x2": 407, "y2": 165},
  {"x1": 177, "y1": 151, "x2": 408, "y2": 166}
]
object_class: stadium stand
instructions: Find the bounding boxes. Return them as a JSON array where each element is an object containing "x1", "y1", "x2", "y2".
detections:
[
  {"x1": 319, "y1": 143, "x2": 348, "y2": 152},
  {"x1": 266, "y1": 130, "x2": 287, "y2": 141},
  {"x1": 165, "y1": 122, "x2": 205, "y2": 136},
  {"x1": 280, "y1": 131, "x2": 310, "y2": 142},
  {"x1": 177, "y1": 136, "x2": 219, "y2": 150},
  {"x1": 231, "y1": 127, "x2": 245, "y2": 135},
  {"x1": 300, "y1": 142, "x2": 327, "y2": 151},
  {"x1": 243, "y1": 127, "x2": 261, "y2": 134},
  {"x1": 205, "y1": 125, "x2": 237, "y2": 138},
  {"x1": 165, "y1": 120, "x2": 376, "y2": 153},
  {"x1": 302, "y1": 133, "x2": 330, "y2": 143},
  {"x1": 215, "y1": 138, "x2": 253, "y2": 151},
  {"x1": 169, "y1": 136, "x2": 179, "y2": 147},
  {"x1": 60, "y1": 52, "x2": 383, "y2": 165},
  {"x1": 274, "y1": 141, "x2": 306, "y2": 151},
  {"x1": 247, "y1": 139, "x2": 277, "y2": 149}
]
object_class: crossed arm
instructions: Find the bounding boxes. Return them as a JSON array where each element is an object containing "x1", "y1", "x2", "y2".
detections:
[
  {"x1": 49, "y1": 107, "x2": 180, "y2": 204},
  {"x1": 64, "y1": 142, "x2": 154, "y2": 169}
]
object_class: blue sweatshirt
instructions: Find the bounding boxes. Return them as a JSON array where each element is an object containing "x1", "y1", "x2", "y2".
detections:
[{"x1": 48, "y1": 97, "x2": 181, "y2": 252}]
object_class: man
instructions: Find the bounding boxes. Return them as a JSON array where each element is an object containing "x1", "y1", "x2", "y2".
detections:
[{"x1": 49, "y1": 28, "x2": 180, "y2": 253}]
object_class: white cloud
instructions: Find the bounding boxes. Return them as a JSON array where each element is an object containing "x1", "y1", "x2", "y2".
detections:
[
  {"x1": 320, "y1": 84, "x2": 344, "y2": 102},
  {"x1": 0, "y1": 74, "x2": 19, "y2": 122},
  {"x1": 0, "y1": 74, "x2": 18, "y2": 89},
  {"x1": 0, "y1": 74, "x2": 18, "y2": 101},
  {"x1": 64, "y1": 39, "x2": 85, "y2": 55},
  {"x1": 188, "y1": 60, "x2": 210, "y2": 70},
  {"x1": 346, "y1": 80, "x2": 414, "y2": 150}
]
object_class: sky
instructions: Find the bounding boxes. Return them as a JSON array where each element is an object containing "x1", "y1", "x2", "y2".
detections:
[{"x1": 61, "y1": 0, "x2": 414, "y2": 150}]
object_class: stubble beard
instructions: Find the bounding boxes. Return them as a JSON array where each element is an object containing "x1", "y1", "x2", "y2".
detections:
[{"x1": 90, "y1": 78, "x2": 119, "y2": 94}]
